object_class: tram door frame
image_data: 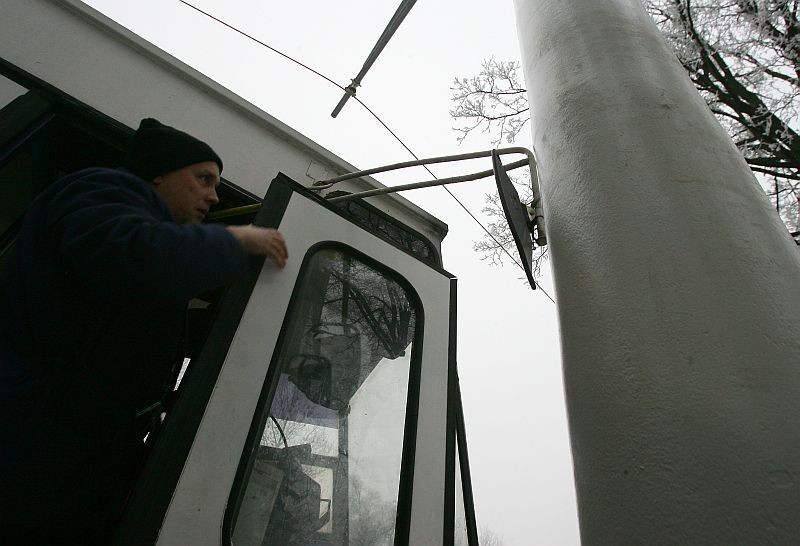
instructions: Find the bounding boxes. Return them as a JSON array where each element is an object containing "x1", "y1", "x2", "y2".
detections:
[{"x1": 115, "y1": 175, "x2": 459, "y2": 546}]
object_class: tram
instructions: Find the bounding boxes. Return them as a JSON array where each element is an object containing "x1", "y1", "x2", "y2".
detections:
[{"x1": 1, "y1": 0, "x2": 483, "y2": 544}]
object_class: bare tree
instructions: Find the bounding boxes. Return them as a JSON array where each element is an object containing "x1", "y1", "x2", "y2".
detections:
[
  {"x1": 478, "y1": 525, "x2": 505, "y2": 546},
  {"x1": 650, "y1": 0, "x2": 800, "y2": 231},
  {"x1": 472, "y1": 169, "x2": 550, "y2": 280},
  {"x1": 347, "y1": 477, "x2": 396, "y2": 546},
  {"x1": 452, "y1": 0, "x2": 800, "y2": 266},
  {"x1": 450, "y1": 58, "x2": 530, "y2": 146}
]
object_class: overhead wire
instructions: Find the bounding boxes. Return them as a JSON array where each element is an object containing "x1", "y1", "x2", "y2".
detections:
[
  {"x1": 177, "y1": 0, "x2": 555, "y2": 304},
  {"x1": 177, "y1": 1, "x2": 341, "y2": 90}
]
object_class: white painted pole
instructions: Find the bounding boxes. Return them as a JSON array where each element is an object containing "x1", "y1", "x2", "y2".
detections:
[{"x1": 513, "y1": 0, "x2": 800, "y2": 543}]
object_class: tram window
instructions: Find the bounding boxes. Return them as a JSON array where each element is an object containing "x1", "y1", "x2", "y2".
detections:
[
  {"x1": 0, "y1": 95, "x2": 46, "y2": 268},
  {"x1": 231, "y1": 248, "x2": 419, "y2": 546},
  {"x1": 0, "y1": 106, "x2": 126, "y2": 265},
  {"x1": 0, "y1": 81, "x2": 38, "y2": 240},
  {"x1": 0, "y1": 144, "x2": 36, "y2": 236}
]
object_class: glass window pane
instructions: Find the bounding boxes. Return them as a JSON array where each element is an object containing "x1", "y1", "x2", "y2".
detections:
[
  {"x1": 0, "y1": 145, "x2": 36, "y2": 236},
  {"x1": 0, "y1": 76, "x2": 38, "y2": 267},
  {"x1": 232, "y1": 248, "x2": 418, "y2": 546}
]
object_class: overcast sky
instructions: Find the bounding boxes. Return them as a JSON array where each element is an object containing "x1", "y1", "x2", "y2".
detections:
[{"x1": 80, "y1": 1, "x2": 580, "y2": 543}]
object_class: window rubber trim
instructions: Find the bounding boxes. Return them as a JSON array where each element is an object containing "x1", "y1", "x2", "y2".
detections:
[{"x1": 221, "y1": 238, "x2": 427, "y2": 546}]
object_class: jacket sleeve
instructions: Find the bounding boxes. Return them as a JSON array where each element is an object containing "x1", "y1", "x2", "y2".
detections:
[{"x1": 47, "y1": 170, "x2": 248, "y2": 302}]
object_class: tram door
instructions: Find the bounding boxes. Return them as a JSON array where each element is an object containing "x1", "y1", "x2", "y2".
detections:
[{"x1": 117, "y1": 174, "x2": 456, "y2": 546}]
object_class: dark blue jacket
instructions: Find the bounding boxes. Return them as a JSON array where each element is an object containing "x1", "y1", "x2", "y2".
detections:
[{"x1": 0, "y1": 167, "x2": 247, "y2": 541}]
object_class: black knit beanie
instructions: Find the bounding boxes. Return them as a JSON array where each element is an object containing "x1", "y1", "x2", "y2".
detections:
[{"x1": 124, "y1": 118, "x2": 223, "y2": 181}]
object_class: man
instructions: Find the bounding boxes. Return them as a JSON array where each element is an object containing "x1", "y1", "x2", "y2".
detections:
[{"x1": 0, "y1": 118, "x2": 288, "y2": 543}]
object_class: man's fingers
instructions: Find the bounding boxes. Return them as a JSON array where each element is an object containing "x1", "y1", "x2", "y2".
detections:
[
  {"x1": 226, "y1": 225, "x2": 289, "y2": 267},
  {"x1": 267, "y1": 232, "x2": 287, "y2": 258},
  {"x1": 268, "y1": 246, "x2": 287, "y2": 268},
  {"x1": 263, "y1": 230, "x2": 288, "y2": 267}
]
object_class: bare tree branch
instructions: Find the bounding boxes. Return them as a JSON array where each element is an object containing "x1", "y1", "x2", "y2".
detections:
[
  {"x1": 450, "y1": 59, "x2": 531, "y2": 145},
  {"x1": 451, "y1": 0, "x2": 800, "y2": 272}
]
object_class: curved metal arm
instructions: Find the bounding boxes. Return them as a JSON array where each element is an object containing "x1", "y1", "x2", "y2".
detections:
[
  {"x1": 312, "y1": 147, "x2": 533, "y2": 190},
  {"x1": 208, "y1": 147, "x2": 547, "y2": 248},
  {"x1": 325, "y1": 158, "x2": 530, "y2": 202},
  {"x1": 316, "y1": 146, "x2": 547, "y2": 246}
]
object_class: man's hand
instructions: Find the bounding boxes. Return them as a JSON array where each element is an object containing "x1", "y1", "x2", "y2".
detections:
[{"x1": 226, "y1": 225, "x2": 288, "y2": 268}]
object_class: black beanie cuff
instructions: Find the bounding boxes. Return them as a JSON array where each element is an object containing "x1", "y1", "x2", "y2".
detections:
[{"x1": 124, "y1": 118, "x2": 223, "y2": 181}]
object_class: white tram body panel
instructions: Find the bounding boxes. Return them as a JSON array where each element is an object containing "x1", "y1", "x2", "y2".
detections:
[
  {"x1": 0, "y1": 1, "x2": 478, "y2": 544},
  {"x1": 0, "y1": 0, "x2": 447, "y2": 250}
]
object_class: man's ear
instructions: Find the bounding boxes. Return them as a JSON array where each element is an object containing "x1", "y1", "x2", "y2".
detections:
[{"x1": 152, "y1": 175, "x2": 163, "y2": 186}]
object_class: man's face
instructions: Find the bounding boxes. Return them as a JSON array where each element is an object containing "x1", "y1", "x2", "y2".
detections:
[{"x1": 152, "y1": 161, "x2": 221, "y2": 224}]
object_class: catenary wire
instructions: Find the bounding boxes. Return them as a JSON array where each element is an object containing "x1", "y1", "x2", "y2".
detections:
[
  {"x1": 177, "y1": 1, "x2": 342, "y2": 90},
  {"x1": 177, "y1": 0, "x2": 555, "y2": 304}
]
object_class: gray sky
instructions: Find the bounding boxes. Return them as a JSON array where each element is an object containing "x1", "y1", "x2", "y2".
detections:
[{"x1": 81, "y1": 1, "x2": 580, "y2": 543}]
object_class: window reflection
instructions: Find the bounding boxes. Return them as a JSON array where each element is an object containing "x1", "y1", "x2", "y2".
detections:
[
  {"x1": 232, "y1": 248, "x2": 418, "y2": 546},
  {"x1": 0, "y1": 76, "x2": 35, "y2": 241}
]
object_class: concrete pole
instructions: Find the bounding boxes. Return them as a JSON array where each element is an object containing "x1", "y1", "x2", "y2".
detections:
[{"x1": 513, "y1": 0, "x2": 800, "y2": 543}]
